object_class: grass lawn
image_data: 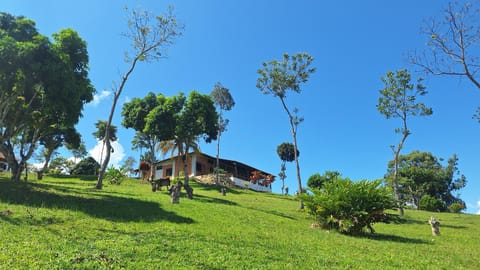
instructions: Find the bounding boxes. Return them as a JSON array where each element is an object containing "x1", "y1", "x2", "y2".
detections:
[{"x1": 0, "y1": 174, "x2": 479, "y2": 269}]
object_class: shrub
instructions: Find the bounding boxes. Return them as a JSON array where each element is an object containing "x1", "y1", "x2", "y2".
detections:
[
  {"x1": 71, "y1": 157, "x2": 100, "y2": 176},
  {"x1": 104, "y1": 166, "x2": 128, "y2": 185},
  {"x1": 301, "y1": 178, "x2": 397, "y2": 235},
  {"x1": 449, "y1": 202, "x2": 465, "y2": 213},
  {"x1": 418, "y1": 195, "x2": 446, "y2": 212}
]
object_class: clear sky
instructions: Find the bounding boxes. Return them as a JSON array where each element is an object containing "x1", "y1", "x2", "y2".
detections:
[{"x1": 3, "y1": 0, "x2": 479, "y2": 214}]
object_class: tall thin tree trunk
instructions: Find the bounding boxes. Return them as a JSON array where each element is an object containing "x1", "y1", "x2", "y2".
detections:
[
  {"x1": 97, "y1": 137, "x2": 111, "y2": 189},
  {"x1": 392, "y1": 129, "x2": 409, "y2": 216},
  {"x1": 96, "y1": 57, "x2": 139, "y2": 189},
  {"x1": 215, "y1": 128, "x2": 221, "y2": 185},
  {"x1": 279, "y1": 97, "x2": 304, "y2": 209},
  {"x1": 292, "y1": 129, "x2": 303, "y2": 209}
]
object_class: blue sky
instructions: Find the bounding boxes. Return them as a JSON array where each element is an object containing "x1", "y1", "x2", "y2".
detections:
[{"x1": 3, "y1": 1, "x2": 479, "y2": 214}]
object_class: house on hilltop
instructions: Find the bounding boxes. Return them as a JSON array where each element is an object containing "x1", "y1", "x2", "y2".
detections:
[{"x1": 150, "y1": 152, "x2": 275, "y2": 192}]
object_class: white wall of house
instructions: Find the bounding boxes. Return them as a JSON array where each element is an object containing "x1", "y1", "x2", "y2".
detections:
[{"x1": 230, "y1": 176, "x2": 272, "y2": 192}]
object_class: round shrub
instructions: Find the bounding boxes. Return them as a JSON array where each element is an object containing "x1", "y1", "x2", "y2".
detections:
[
  {"x1": 71, "y1": 157, "x2": 100, "y2": 176},
  {"x1": 418, "y1": 195, "x2": 446, "y2": 212}
]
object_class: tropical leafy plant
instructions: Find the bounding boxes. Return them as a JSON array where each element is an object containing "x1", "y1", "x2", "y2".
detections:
[
  {"x1": 104, "y1": 166, "x2": 128, "y2": 185},
  {"x1": 301, "y1": 178, "x2": 398, "y2": 235}
]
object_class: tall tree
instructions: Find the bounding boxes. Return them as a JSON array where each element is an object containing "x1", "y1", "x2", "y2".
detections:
[
  {"x1": 122, "y1": 92, "x2": 162, "y2": 180},
  {"x1": 144, "y1": 91, "x2": 218, "y2": 189},
  {"x1": 0, "y1": 13, "x2": 94, "y2": 181},
  {"x1": 385, "y1": 150, "x2": 467, "y2": 210},
  {"x1": 411, "y1": 1, "x2": 480, "y2": 120},
  {"x1": 377, "y1": 69, "x2": 433, "y2": 215},
  {"x1": 257, "y1": 52, "x2": 315, "y2": 209},
  {"x1": 96, "y1": 6, "x2": 183, "y2": 189},
  {"x1": 276, "y1": 142, "x2": 299, "y2": 195},
  {"x1": 210, "y1": 82, "x2": 235, "y2": 185}
]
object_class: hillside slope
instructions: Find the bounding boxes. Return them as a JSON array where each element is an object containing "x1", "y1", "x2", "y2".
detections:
[{"x1": 0, "y1": 175, "x2": 479, "y2": 269}]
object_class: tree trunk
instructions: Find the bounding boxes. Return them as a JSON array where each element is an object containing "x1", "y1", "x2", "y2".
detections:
[
  {"x1": 279, "y1": 97, "x2": 304, "y2": 209},
  {"x1": 96, "y1": 56, "x2": 140, "y2": 189},
  {"x1": 148, "y1": 143, "x2": 156, "y2": 181},
  {"x1": 97, "y1": 138, "x2": 111, "y2": 189},
  {"x1": 169, "y1": 181, "x2": 182, "y2": 204},
  {"x1": 39, "y1": 148, "x2": 55, "y2": 180},
  {"x1": 215, "y1": 128, "x2": 221, "y2": 185},
  {"x1": 392, "y1": 130, "x2": 409, "y2": 216}
]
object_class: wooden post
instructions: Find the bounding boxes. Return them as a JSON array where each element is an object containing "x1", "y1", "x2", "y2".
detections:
[
  {"x1": 169, "y1": 181, "x2": 182, "y2": 204},
  {"x1": 428, "y1": 217, "x2": 440, "y2": 236}
]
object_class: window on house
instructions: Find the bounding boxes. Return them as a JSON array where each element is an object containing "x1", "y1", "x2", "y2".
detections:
[
  {"x1": 166, "y1": 168, "x2": 173, "y2": 176},
  {"x1": 156, "y1": 165, "x2": 163, "y2": 170}
]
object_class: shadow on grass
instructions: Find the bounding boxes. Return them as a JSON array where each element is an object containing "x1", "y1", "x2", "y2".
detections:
[
  {"x1": 362, "y1": 233, "x2": 431, "y2": 244},
  {"x1": 194, "y1": 183, "x2": 243, "y2": 195},
  {"x1": 442, "y1": 224, "x2": 468, "y2": 229},
  {"x1": 0, "y1": 179, "x2": 193, "y2": 224},
  {"x1": 193, "y1": 193, "x2": 238, "y2": 206}
]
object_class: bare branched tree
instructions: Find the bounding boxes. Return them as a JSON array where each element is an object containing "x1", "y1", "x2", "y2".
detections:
[
  {"x1": 96, "y1": 6, "x2": 183, "y2": 189},
  {"x1": 410, "y1": 1, "x2": 480, "y2": 120}
]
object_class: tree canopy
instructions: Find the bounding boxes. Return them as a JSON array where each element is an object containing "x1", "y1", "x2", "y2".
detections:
[
  {"x1": 138, "y1": 90, "x2": 218, "y2": 187},
  {"x1": 0, "y1": 12, "x2": 94, "y2": 181},
  {"x1": 385, "y1": 150, "x2": 467, "y2": 211}
]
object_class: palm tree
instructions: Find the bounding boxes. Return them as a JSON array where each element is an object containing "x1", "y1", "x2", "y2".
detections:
[
  {"x1": 157, "y1": 137, "x2": 200, "y2": 185},
  {"x1": 93, "y1": 120, "x2": 118, "y2": 189}
]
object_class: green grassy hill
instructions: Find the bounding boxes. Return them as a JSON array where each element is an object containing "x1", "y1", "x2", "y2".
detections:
[{"x1": 0, "y1": 175, "x2": 479, "y2": 269}]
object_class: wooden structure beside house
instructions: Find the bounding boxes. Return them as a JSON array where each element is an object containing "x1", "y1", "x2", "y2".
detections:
[{"x1": 148, "y1": 152, "x2": 275, "y2": 192}]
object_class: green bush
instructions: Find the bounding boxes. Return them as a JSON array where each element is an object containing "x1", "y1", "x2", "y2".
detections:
[
  {"x1": 418, "y1": 195, "x2": 446, "y2": 212},
  {"x1": 71, "y1": 157, "x2": 100, "y2": 176},
  {"x1": 301, "y1": 178, "x2": 397, "y2": 235},
  {"x1": 104, "y1": 166, "x2": 128, "y2": 185},
  {"x1": 448, "y1": 202, "x2": 465, "y2": 213}
]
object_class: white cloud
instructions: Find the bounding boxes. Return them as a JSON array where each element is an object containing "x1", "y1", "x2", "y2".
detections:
[
  {"x1": 89, "y1": 139, "x2": 126, "y2": 168},
  {"x1": 477, "y1": 201, "x2": 480, "y2": 215},
  {"x1": 89, "y1": 90, "x2": 112, "y2": 107}
]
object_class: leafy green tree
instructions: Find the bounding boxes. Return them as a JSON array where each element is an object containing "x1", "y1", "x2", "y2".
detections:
[
  {"x1": 276, "y1": 142, "x2": 299, "y2": 195},
  {"x1": 70, "y1": 140, "x2": 88, "y2": 163},
  {"x1": 377, "y1": 69, "x2": 432, "y2": 215},
  {"x1": 71, "y1": 157, "x2": 100, "y2": 176},
  {"x1": 122, "y1": 92, "x2": 162, "y2": 179},
  {"x1": 49, "y1": 157, "x2": 74, "y2": 175},
  {"x1": 257, "y1": 53, "x2": 315, "y2": 209},
  {"x1": 0, "y1": 13, "x2": 94, "y2": 181},
  {"x1": 385, "y1": 150, "x2": 466, "y2": 211},
  {"x1": 210, "y1": 82, "x2": 235, "y2": 185},
  {"x1": 307, "y1": 171, "x2": 341, "y2": 190},
  {"x1": 96, "y1": 6, "x2": 183, "y2": 189},
  {"x1": 301, "y1": 178, "x2": 397, "y2": 235},
  {"x1": 144, "y1": 91, "x2": 218, "y2": 188}
]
